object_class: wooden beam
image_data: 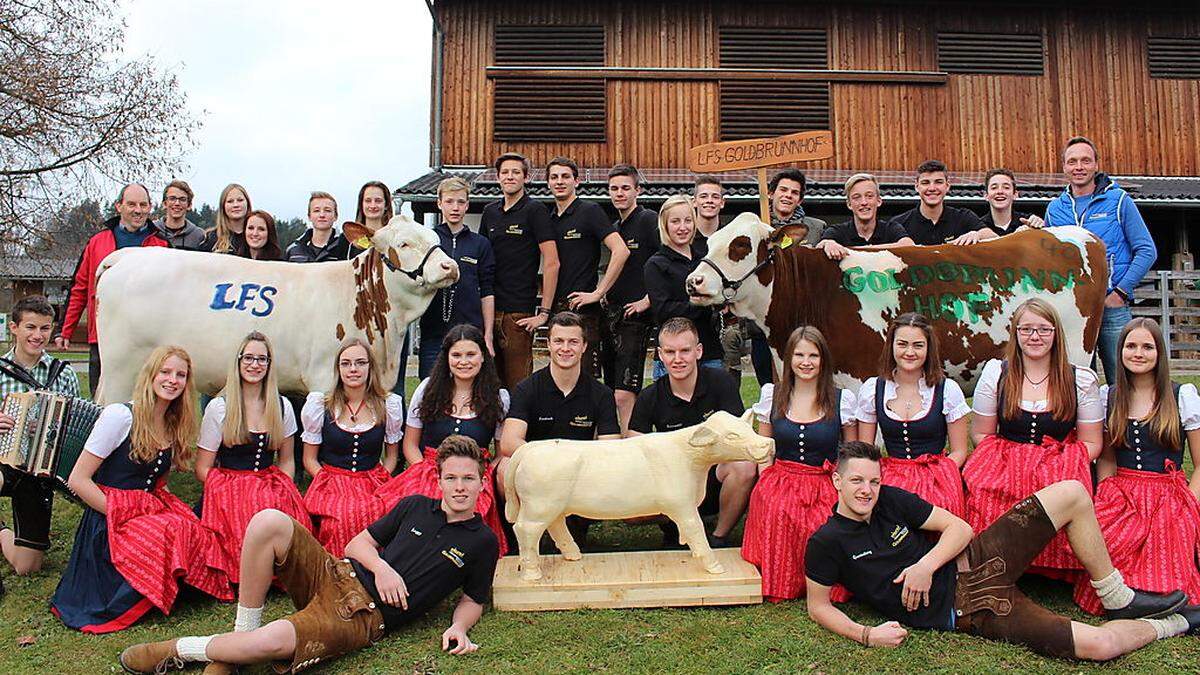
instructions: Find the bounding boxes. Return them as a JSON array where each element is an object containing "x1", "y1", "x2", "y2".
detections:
[{"x1": 486, "y1": 66, "x2": 948, "y2": 85}]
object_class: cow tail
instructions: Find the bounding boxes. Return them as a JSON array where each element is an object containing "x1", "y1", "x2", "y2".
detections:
[{"x1": 503, "y1": 447, "x2": 522, "y2": 524}]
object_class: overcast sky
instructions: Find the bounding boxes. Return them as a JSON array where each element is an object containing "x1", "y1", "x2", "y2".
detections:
[{"x1": 123, "y1": 0, "x2": 434, "y2": 220}]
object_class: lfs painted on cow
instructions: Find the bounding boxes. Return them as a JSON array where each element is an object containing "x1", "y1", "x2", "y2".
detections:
[
  {"x1": 685, "y1": 214, "x2": 1107, "y2": 393},
  {"x1": 210, "y1": 283, "x2": 278, "y2": 317}
]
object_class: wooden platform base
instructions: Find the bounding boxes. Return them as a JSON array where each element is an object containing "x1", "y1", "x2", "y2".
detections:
[{"x1": 492, "y1": 548, "x2": 763, "y2": 611}]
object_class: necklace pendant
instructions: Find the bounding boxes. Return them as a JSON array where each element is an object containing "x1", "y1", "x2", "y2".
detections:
[{"x1": 350, "y1": 414, "x2": 357, "y2": 422}]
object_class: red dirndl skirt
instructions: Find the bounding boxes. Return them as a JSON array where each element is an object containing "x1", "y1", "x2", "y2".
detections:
[
  {"x1": 202, "y1": 466, "x2": 313, "y2": 582},
  {"x1": 374, "y1": 447, "x2": 508, "y2": 557},
  {"x1": 742, "y1": 460, "x2": 848, "y2": 602},
  {"x1": 1073, "y1": 465, "x2": 1200, "y2": 615},
  {"x1": 304, "y1": 464, "x2": 390, "y2": 556},
  {"x1": 963, "y1": 433, "x2": 1092, "y2": 575},
  {"x1": 103, "y1": 484, "x2": 234, "y2": 613},
  {"x1": 882, "y1": 454, "x2": 965, "y2": 518}
]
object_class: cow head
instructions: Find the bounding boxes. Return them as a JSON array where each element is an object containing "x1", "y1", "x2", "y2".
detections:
[
  {"x1": 685, "y1": 409, "x2": 774, "y2": 465},
  {"x1": 345, "y1": 216, "x2": 460, "y2": 290},
  {"x1": 685, "y1": 212, "x2": 783, "y2": 328}
]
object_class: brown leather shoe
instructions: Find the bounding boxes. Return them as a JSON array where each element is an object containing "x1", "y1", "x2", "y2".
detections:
[
  {"x1": 119, "y1": 639, "x2": 183, "y2": 674},
  {"x1": 202, "y1": 662, "x2": 237, "y2": 674}
]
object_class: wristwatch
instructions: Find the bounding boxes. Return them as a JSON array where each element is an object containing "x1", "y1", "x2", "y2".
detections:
[
  {"x1": 1113, "y1": 288, "x2": 1130, "y2": 303},
  {"x1": 536, "y1": 306, "x2": 551, "y2": 316}
]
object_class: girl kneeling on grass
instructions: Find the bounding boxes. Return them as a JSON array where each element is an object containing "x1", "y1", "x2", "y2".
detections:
[
  {"x1": 1074, "y1": 318, "x2": 1200, "y2": 613},
  {"x1": 964, "y1": 298, "x2": 1103, "y2": 579},
  {"x1": 301, "y1": 338, "x2": 401, "y2": 555},
  {"x1": 196, "y1": 332, "x2": 311, "y2": 582},
  {"x1": 375, "y1": 324, "x2": 509, "y2": 556},
  {"x1": 51, "y1": 346, "x2": 233, "y2": 633},
  {"x1": 856, "y1": 312, "x2": 970, "y2": 516},
  {"x1": 741, "y1": 325, "x2": 857, "y2": 602}
]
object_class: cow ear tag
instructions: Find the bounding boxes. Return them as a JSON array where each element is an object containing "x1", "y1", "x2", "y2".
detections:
[{"x1": 778, "y1": 235, "x2": 794, "y2": 250}]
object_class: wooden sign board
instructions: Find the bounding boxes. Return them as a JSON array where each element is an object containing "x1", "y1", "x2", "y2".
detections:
[
  {"x1": 492, "y1": 548, "x2": 762, "y2": 611},
  {"x1": 687, "y1": 130, "x2": 834, "y2": 222},
  {"x1": 687, "y1": 130, "x2": 834, "y2": 173}
]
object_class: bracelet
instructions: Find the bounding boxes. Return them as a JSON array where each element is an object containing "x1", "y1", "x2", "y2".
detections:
[
  {"x1": 536, "y1": 306, "x2": 551, "y2": 316},
  {"x1": 861, "y1": 625, "x2": 871, "y2": 647},
  {"x1": 1114, "y1": 287, "x2": 1130, "y2": 302}
]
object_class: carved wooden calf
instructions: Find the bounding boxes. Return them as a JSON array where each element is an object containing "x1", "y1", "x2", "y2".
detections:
[{"x1": 503, "y1": 410, "x2": 773, "y2": 581}]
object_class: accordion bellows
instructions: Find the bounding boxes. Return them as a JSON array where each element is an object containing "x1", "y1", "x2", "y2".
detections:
[{"x1": 0, "y1": 391, "x2": 102, "y2": 499}]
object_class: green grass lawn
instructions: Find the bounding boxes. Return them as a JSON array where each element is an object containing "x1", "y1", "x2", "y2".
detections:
[{"x1": 1, "y1": 377, "x2": 1198, "y2": 673}]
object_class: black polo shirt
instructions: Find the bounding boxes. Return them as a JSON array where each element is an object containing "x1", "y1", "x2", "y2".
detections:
[
  {"x1": 891, "y1": 206, "x2": 987, "y2": 245},
  {"x1": 819, "y1": 220, "x2": 910, "y2": 247},
  {"x1": 350, "y1": 495, "x2": 498, "y2": 630},
  {"x1": 981, "y1": 210, "x2": 1032, "y2": 237},
  {"x1": 550, "y1": 198, "x2": 616, "y2": 304},
  {"x1": 629, "y1": 367, "x2": 744, "y2": 433},
  {"x1": 605, "y1": 205, "x2": 660, "y2": 306},
  {"x1": 805, "y1": 486, "x2": 957, "y2": 630},
  {"x1": 285, "y1": 230, "x2": 350, "y2": 263},
  {"x1": 481, "y1": 194, "x2": 556, "y2": 313},
  {"x1": 507, "y1": 366, "x2": 620, "y2": 441}
]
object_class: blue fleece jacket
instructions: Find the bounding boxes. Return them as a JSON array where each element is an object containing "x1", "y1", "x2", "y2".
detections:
[{"x1": 1044, "y1": 173, "x2": 1156, "y2": 296}]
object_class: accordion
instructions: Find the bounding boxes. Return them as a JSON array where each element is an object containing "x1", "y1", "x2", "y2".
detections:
[{"x1": 0, "y1": 391, "x2": 103, "y2": 501}]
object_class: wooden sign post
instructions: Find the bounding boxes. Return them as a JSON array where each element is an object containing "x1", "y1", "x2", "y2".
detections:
[{"x1": 687, "y1": 130, "x2": 834, "y2": 223}]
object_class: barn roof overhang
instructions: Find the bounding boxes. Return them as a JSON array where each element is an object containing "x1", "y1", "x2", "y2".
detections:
[{"x1": 396, "y1": 168, "x2": 1200, "y2": 209}]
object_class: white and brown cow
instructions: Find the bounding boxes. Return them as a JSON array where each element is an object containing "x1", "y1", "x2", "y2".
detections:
[
  {"x1": 92, "y1": 216, "x2": 458, "y2": 404},
  {"x1": 686, "y1": 213, "x2": 1107, "y2": 393}
]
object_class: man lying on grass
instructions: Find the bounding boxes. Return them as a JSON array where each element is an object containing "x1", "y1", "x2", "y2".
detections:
[
  {"x1": 120, "y1": 435, "x2": 498, "y2": 674},
  {"x1": 805, "y1": 441, "x2": 1199, "y2": 660}
]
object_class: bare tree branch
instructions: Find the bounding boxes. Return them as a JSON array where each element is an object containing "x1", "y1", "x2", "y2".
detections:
[{"x1": 0, "y1": 0, "x2": 200, "y2": 255}]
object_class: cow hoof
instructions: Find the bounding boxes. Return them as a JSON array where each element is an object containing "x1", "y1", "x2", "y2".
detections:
[
  {"x1": 561, "y1": 548, "x2": 582, "y2": 561},
  {"x1": 705, "y1": 560, "x2": 726, "y2": 575},
  {"x1": 521, "y1": 567, "x2": 544, "y2": 582}
]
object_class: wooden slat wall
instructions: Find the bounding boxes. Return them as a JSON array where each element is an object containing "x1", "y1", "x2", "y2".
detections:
[{"x1": 436, "y1": 1, "x2": 1200, "y2": 175}]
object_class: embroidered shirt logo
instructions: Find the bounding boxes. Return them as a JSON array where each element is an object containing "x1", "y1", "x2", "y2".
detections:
[
  {"x1": 890, "y1": 524, "x2": 910, "y2": 547},
  {"x1": 442, "y1": 547, "x2": 466, "y2": 568},
  {"x1": 506, "y1": 224, "x2": 524, "y2": 235},
  {"x1": 410, "y1": 527, "x2": 423, "y2": 536},
  {"x1": 563, "y1": 228, "x2": 582, "y2": 240},
  {"x1": 852, "y1": 550, "x2": 873, "y2": 560},
  {"x1": 568, "y1": 415, "x2": 592, "y2": 428},
  {"x1": 461, "y1": 256, "x2": 478, "y2": 264}
]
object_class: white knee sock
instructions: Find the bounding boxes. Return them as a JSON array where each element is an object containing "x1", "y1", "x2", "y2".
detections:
[
  {"x1": 175, "y1": 636, "x2": 213, "y2": 663},
  {"x1": 234, "y1": 604, "x2": 263, "y2": 632},
  {"x1": 1138, "y1": 614, "x2": 1189, "y2": 640},
  {"x1": 1090, "y1": 569, "x2": 1136, "y2": 610}
]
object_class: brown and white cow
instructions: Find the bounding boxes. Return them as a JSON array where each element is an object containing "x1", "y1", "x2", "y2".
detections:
[
  {"x1": 686, "y1": 213, "x2": 1107, "y2": 393},
  {"x1": 92, "y1": 216, "x2": 458, "y2": 404}
]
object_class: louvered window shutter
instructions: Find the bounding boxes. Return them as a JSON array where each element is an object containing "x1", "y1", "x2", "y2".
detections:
[
  {"x1": 492, "y1": 25, "x2": 607, "y2": 142},
  {"x1": 717, "y1": 27, "x2": 830, "y2": 140}
]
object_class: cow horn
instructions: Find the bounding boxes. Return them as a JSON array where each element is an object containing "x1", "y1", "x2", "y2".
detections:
[{"x1": 739, "y1": 409, "x2": 755, "y2": 427}]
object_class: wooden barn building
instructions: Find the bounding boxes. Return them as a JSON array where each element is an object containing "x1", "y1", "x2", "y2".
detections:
[{"x1": 399, "y1": 0, "x2": 1200, "y2": 266}]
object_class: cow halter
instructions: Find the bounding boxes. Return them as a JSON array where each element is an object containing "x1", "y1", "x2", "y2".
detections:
[
  {"x1": 381, "y1": 244, "x2": 445, "y2": 281},
  {"x1": 698, "y1": 244, "x2": 780, "y2": 302}
]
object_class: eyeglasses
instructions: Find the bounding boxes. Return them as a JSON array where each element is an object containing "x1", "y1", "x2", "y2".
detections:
[
  {"x1": 1016, "y1": 326, "x2": 1056, "y2": 338},
  {"x1": 239, "y1": 354, "x2": 271, "y2": 365},
  {"x1": 164, "y1": 196, "x2": 190, "y2": 204},
  {"x1": 339, "y1": 359, "x2": 370, "y2": 369}
]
